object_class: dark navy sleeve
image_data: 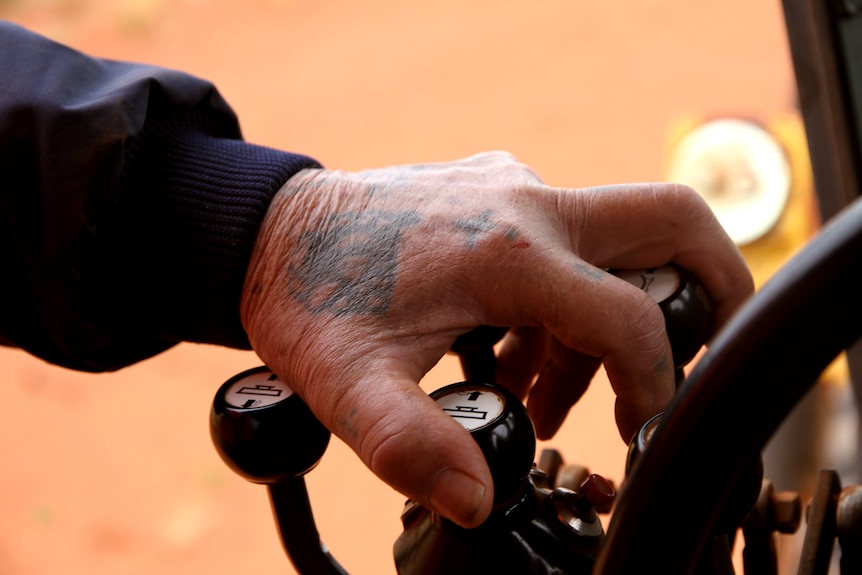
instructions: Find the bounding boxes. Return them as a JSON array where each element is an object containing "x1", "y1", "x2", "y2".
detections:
[{"x1": 0, "y1": 21, "x2": 322, "y2": 371}]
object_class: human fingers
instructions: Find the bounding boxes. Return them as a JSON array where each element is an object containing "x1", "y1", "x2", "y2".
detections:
[
  {"x1": 239, "y1": 162, "x2": 512, "y2": 528},
  {"x1": 241, "y1": 265, "x2": 496, "y2": 529},
  {"x1": 495, "y1": 327, "x2": 604, "y2": 439},
  {"x1": 560, "y1": 271, "x2": 675, "y2": 443},
  {"x1": 480, "y1": 251, "x2": 677, "y2": 442},
  {"x1": 241, "y1": 272, "x2": 497, "y2": 527},
  {"x1": 525, "y1": 340, "x2": 603, "y2": 440},
  {"x1": 494, "y1": 326, "x2": 550, "y2": 400},
  {"x1": 287, "y1": 355, "x2": 496, "y2": 528},
  {"x1": 562, "y1": 182, "x2": 753, "y2": 330},
  {"x1": 524, "y1": 183, "x2": 752, "y2": 439}
]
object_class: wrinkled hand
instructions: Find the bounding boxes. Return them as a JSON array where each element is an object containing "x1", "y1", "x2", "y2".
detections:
[{"x1": 240, "y1": 151, "x2": 753, "y2": 528}]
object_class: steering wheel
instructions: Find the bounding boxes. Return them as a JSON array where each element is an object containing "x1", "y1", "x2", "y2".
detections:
[{"x1": 594, "y1": 194, "x2": 862, "y2": 573}]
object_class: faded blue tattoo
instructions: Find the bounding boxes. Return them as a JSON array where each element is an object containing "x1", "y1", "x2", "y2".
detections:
[
  {"x1": 288, "y1": 210, "x2": 421, "y2": 316},
  {"x1": 573, "y1": 262, "x2": 608, "y2": 283},
  {"x1": 454, "y1": 210, "x2": 497, "y2": 249}
]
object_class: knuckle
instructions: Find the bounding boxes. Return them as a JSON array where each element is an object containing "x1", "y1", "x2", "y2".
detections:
[{"x1": 658, "y1": 182, "x2": 718, "y2": 227}]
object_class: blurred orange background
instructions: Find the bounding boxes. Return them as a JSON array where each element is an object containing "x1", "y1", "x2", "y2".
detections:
[{"x1": 0, "y1": 1, "x2": 798, "y2": 574}]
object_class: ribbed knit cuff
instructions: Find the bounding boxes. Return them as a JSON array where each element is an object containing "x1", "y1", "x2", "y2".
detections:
[{"x1": 105, "y1": 112, "x2": 322, "y2": 350}]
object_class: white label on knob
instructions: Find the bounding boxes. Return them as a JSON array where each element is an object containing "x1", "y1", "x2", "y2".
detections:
[
  {"x1": 614, "y1": 267, "x2": 680, "y2": 303},
  {"x1": 435, "y1": 386, "x2": 505, "y2": 431},
  {"x1": 225, "y1": 370, "x2": 294, "y2": 409}
]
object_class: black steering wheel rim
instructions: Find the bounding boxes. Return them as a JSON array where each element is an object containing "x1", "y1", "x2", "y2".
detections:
[{"x1": 594, "y1": 195, "x2": 862, "y2": 574}]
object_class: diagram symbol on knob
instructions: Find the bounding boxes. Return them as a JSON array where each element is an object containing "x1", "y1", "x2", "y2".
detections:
[
  {"x1": 434, "y1": 386, "x2": 506, "y2": 432},
  {"x1": 612, "y1": 264, "x2": 713, "y2": 370},
  {"x1": 224, "y1": 369, "x2": 295, "y2": 410},
  {"x1": 613, "y1": 267, "x2": 680, "y2": 303}
]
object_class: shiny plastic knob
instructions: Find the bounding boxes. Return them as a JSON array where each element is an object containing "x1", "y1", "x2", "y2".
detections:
[
  {"x1": 430, "y1": 382, "x2": 536, "y2": 504},
  {"x1": 210, "y1": 366, "x2": 331, "y2": 484},
  {"x1": 612, "y1": 264, "x2": 712, "y2": 369}
]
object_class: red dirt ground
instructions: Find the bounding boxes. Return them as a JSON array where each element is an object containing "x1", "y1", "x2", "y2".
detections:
[{"x1": 1, "y1": 1, "x2": 796, "y2": 574}]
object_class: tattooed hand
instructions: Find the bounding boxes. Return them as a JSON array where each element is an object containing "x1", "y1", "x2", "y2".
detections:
[{"x1": 240, "y1": 151, "x2": 753, "y2": 528}]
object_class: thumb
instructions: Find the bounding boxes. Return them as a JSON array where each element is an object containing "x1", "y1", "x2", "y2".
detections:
[{"x1": 302, "y1": 368, "x2": 496, "y2": 528}]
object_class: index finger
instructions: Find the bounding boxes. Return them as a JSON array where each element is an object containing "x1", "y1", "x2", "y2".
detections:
[{"x1": 564, "y1": 182, "x2": 754, "y2": 329}]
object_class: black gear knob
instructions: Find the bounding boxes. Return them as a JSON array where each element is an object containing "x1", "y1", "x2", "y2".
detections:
[
  {"x1": 612, "y1": 264, "x2": 712, "y2": 370},
  {"x1": 430, "y1": 381, "x2": 536, "y2": 505},
  {"x1": 211, "y1": 367, "x2": 348, "y2": 574},
  {"x1": 210, "y1": 366, "x2": 331, "y2": 484}
]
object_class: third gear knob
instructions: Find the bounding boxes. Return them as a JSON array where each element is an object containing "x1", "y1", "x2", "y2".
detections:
[{"x1": 612, "y1": 264, "x2": 712, "y2": 370}]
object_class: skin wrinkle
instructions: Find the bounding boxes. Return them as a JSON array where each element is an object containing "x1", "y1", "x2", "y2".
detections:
[
  {"x1": 364, "y1": 182, "x2": 395, "y2": 200},
  {"x1": 608, "y1": 292, "x2": 671, "y2": 382},
  {"x1": 354, "y1": 381, "x2": 431, "y2": 466},
  {"x1": 294, "y1": 337, "x2": 387, "y2": 437}
]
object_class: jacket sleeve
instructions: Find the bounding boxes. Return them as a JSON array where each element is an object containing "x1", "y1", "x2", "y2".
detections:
[{"x1": 0, "y1": 21, "x2": 323, "y2": 371}]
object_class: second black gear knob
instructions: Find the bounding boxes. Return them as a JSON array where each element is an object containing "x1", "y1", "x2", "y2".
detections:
[{"x1": 430, "y1": 381, "x2": 536, "y2": 505}]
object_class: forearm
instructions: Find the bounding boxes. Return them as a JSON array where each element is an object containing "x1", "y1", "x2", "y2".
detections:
[{"x1": 0, "y1": 21, "x2": 321, "y2": 371}]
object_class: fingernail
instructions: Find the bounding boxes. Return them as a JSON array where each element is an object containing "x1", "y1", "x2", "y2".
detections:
[{"x1": 429, "y1": 469, "x2": 487, "y2": 526}]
